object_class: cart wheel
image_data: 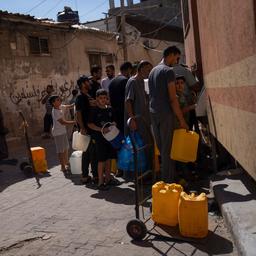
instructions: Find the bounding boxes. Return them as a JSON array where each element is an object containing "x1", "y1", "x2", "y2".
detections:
[
  {"x1": 23, "y1": 165, "x2": 33, "y2": 177},
  {"x1": 20, "y1": 161, "x2": 29, "y2": 171},
  {"x1": 149, "y1": 203, "x2": 152, "y2": 213},
  {"x1": 126, "y1": 219, "x2": 147, "y2": 241}
]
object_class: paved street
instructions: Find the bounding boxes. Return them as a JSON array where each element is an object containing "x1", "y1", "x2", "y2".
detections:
[{"x1": 0, "y1": 138, "x2": 237, "y2": 256}]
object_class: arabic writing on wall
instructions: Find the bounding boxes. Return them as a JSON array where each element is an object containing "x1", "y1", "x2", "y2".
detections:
[{"x1": 9, "y1": 80, "x2": 74, "y2": 105}]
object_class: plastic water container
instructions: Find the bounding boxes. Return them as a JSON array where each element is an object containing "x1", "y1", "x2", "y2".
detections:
[
  {"x1": 102, "y1": 122, "x2": 124, "y2": 149},
  {"x1": 179, "y1": 192, "x2": 208, "y2": 238},
  {"x1": 152, "y1": 181, "x2": 183, "y2": 226},
  {"x1": 72, "y1": 132, "x2": 90, "y2": 152},
  {"x1": 170, "y1": 129, "x2": 199, "y2": 162},
  {"x1": 31, "y1": 147, "x2": 46, "y2": 161},
  {"x1": 33, "y1": 159, "x2": 48, "y2": 173},
  {"x1": 70, "y1": 151, "x2": 83, "y2": 175}
]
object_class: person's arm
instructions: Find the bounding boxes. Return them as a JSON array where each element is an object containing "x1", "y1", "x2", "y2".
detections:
[
  {"x1": 182, "y1": 104, "x2": 196, "y2": 114},
  {"x1": 57, "y1": 118, "x2": 76, "y2": 126},
  {"x1": 125, "y1": 100, "x2": 137, "y2": 130},
  {"x1": 125, "y1": 79, "x2": 137, "y2": 130},
  {"x1": 76, "y1": 111, "x2": 86, "y2": 135},
  {"x1": 87, "y1": 123, "x2": 108, "y2": 133},
  {"x1": 168, "y1": 81, "x2": 189, "y2": 130},
  {"x1": 41, "y1": 94, "x2": 49, "y2": 104}
]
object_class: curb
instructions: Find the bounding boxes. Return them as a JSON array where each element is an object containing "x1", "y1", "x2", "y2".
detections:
[{"x1": 210, "y1": 168, "x2": 256, "y2": 256}]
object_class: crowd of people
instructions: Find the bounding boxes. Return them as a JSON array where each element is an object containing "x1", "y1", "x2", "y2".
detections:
[{"x1": 45, "y1": 45, "x2": 199, "y2": 190}]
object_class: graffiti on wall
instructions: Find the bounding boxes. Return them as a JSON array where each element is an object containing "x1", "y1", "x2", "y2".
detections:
[{"x1": 9, "y1": 80, "x2": 74, "y2": 105}]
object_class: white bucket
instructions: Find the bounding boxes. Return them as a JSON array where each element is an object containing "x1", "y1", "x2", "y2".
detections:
[
  {"x1": 72, "y1": 131, "x2": 90, "y2": 152},
  {"x1": 69, "y1": 150, "x2": 83, "y2": 175},
  {"x1": 102, "y1": 122, "x2": 120, "y2": 141}
]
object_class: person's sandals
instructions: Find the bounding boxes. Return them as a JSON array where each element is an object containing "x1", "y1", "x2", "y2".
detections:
[
  {"x1": 97, "y1": 183, "x2": 110, "y2": 191},
  {"x1": 105, "y1": 179, "x2": 120, "y2": 186},
  {"x1": 80, "y1": 176, "x2": 92, "y2": 184}
]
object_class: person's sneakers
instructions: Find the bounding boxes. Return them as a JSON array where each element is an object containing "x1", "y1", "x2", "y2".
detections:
[
  {"x1": 97, "y1": 183, "x2": 110, "y2": 191},
  {"x1": 80, "y1": 176, "x2": 92, "y2": 184}
]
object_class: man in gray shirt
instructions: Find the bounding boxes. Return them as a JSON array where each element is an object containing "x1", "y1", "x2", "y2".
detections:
[
  {"x1": 125, "y1": 61, "x2": 153, "y2": 169},
  {"x1": 148, "y1": 46, "x2": 188, "y2": 183}
]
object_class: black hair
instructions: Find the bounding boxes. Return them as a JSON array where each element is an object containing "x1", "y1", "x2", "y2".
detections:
[
  {"x1": 163, "y1": 46, "x2": 181, "y2": 58},
  {"x1": 90, "y1": 65, "x2": 102, "y2": 75},
  {"x1": 176, "y1": 75, "x2": 186, "y2": 82},
  {"x1": 120, "y1": 61, "x2": 133, "y2": 72},
  {"x1": 77, "y1": 75, "x2": 89, "y2": 89},
  {"x1": 96, "y1": 89, "x2": 108, "y2": 97},
  {"x1": 72, "y1": 89, "x2": 78, "y2": 96},
  {"x1": 137, "y1": 60, "x2": 152, "y2": 72},
  {"x1": 106, "y1": 64, "x2": 115, "y2": 70},
  {"x1": 49, "y1": 95, "x2": 59, "y2": 106}
]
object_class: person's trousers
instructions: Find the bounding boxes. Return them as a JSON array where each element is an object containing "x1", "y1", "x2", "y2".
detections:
[
  {"x1": 151, "y1": 112, "x2": 176, "y2": 183},
  {"x1": 43, "y1": 113, "x2": 53, "y2": 133},
  {"x1": 81, "y1": 139, "x2": 98, "y2": 178}
]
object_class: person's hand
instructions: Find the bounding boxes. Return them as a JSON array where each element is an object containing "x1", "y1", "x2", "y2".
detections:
[
  {"x1": 71, "y1": 120, "x2": 76, "y2": 125},
  {"x1": 80, "y1": 128, "x2": 87, "y2": 135},
  {"x1": 179, "y1": 119, "x2": 189, "y2": 130},
  {"x1": 129, "y1": 118, "x2": 137, "y2": 131},
  {"x1": 103, "y1": 127, "x2": 109, "y2": 134}
]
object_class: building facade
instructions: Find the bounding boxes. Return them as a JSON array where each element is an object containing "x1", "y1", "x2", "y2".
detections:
[{"x1": 181, "y1": 0, "x2": 256, "y2": 180}]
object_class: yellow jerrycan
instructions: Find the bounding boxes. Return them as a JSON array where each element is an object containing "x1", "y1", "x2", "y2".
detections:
[
  {"x1": 178, "y1": 192, "x2": 208, "y2": 238},
  {"x1": 31, "y1": 147, "x2": 48, "y2": 173},
  {"x1": 170, "y1": 129, "x2": 199, "y2": 163},
  {"x1": 152, "y1": 181, "x2": 183, "y2": 226}
]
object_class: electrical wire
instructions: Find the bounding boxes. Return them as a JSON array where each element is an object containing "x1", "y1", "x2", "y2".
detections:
[
  {"x1": 25, "y1": 0, "x2": 49, "y2": 14},
  {"x1": 140, "y1": 12, "x2": 181, "y2": 37},
  {"x1": 43, "y1": 0, "x2": 64, "y2": 17},
  {"x1": 79, "y1": 0, "x2": 109, "y2": 19}
]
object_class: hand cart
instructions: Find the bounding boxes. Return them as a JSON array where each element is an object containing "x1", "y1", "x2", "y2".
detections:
[
  {"x1": 19, "y1": 111, "x2": 41, "y2": 188},
  {"x1": 126, "y1": 116, "x2": 191, "y2": 243}
]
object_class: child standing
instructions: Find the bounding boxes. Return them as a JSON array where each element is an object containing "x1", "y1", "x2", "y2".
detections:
[
  {"x1": 49, "y1": 95, "x2": 76, "y2": 173},
  {"x1": 175, "y1": 75, "x2": 196, "y2": 125},
  {"x1": 88, "y1": 89, "x2": 115, "y2": 190}
]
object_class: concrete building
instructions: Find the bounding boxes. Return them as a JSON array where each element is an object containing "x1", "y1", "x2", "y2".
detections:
[
  {"x1": 84, "y1": 0, "x2": 185, "y2": 62},
  {"x1": 180, "y1": 0, "x2": 256, "y2": 180},
  {"x1": 0, "y1": 5, "x2": 184, "y2": 138},
  {"x1": 0, "y1": 11, "x2": 121, "y2": 137}
]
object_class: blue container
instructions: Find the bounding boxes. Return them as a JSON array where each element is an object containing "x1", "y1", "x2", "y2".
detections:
[{"x1": 117, "y1": 132, "x2": 147, "y2": 172}]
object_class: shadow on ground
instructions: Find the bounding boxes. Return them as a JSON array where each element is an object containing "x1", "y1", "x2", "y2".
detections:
[{"x1": 132, "y1": 224, "x2": 235, "y2": 255}]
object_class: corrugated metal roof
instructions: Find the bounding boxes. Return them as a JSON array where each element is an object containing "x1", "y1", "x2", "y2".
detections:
[{"x1": 0, "y1": 10, "x2": 115, "y2": 36}]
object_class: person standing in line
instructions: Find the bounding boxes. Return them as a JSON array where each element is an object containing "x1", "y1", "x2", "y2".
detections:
[
  {"x1": 41, "y1": 85, "x2": 54, "y2": 138},
  {"x1": 75, "y1": 76, "x2": 98, "y2": 184},
  {"x1": 88, "y1": 89, "x2": 117, "y2": 190},
  {"x1": 173, "y1": 61, "x2": 200, "y2": 131},
  {"x1": 89, "y1": 65, "x2": 102, "y2": 99},
  {"x1": 108, "y1": 62, "x2": 133, "y2": 177},
  {"x1": 49, "y1": 95, "x2": 76, "y2": 173},
  {"x1": 125, "y1": 60, "x2": 152, "y2": 134},
  {"x1": 108, "y1": 61, "x2": 133, "y2": 134},
  {"x1": 101, "y1": 64, "x2": 115, "y2": 92},
  {"x1": 125, "y1": 60, "x2": 153, "y2": 170},
  {"x1": 148, "y1": 46, "x2": 188, "y2": 183}
]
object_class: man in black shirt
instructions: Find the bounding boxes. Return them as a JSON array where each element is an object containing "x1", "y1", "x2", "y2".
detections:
[
  {"x1": 89, "y1": 65, "x2": 102, "y2": 99},
  {"x1": 75, "y1": 76, "x2": 97, "y2": 183},
  {"x1": 108, "y1": 62, "x2": 133, "y2": 134}
]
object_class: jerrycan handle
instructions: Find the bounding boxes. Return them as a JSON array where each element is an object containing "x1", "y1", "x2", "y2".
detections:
[{"x1": 101, "y1": 122, "x2": 113, "y2": 136}]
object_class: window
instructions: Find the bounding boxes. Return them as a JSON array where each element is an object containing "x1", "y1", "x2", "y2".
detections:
[
  {"x1": 88, "y1": 53, "x2": 102, "y2": 67},
  {"x1": 29, "y1": 36, "x2": 49, "y2": 55},
  {"x1": 104, "y1": 54, "x2": 113, "y2": 64},
  {"x1": 182, "y1": 0, "x2": 190, "y2": 38}
]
